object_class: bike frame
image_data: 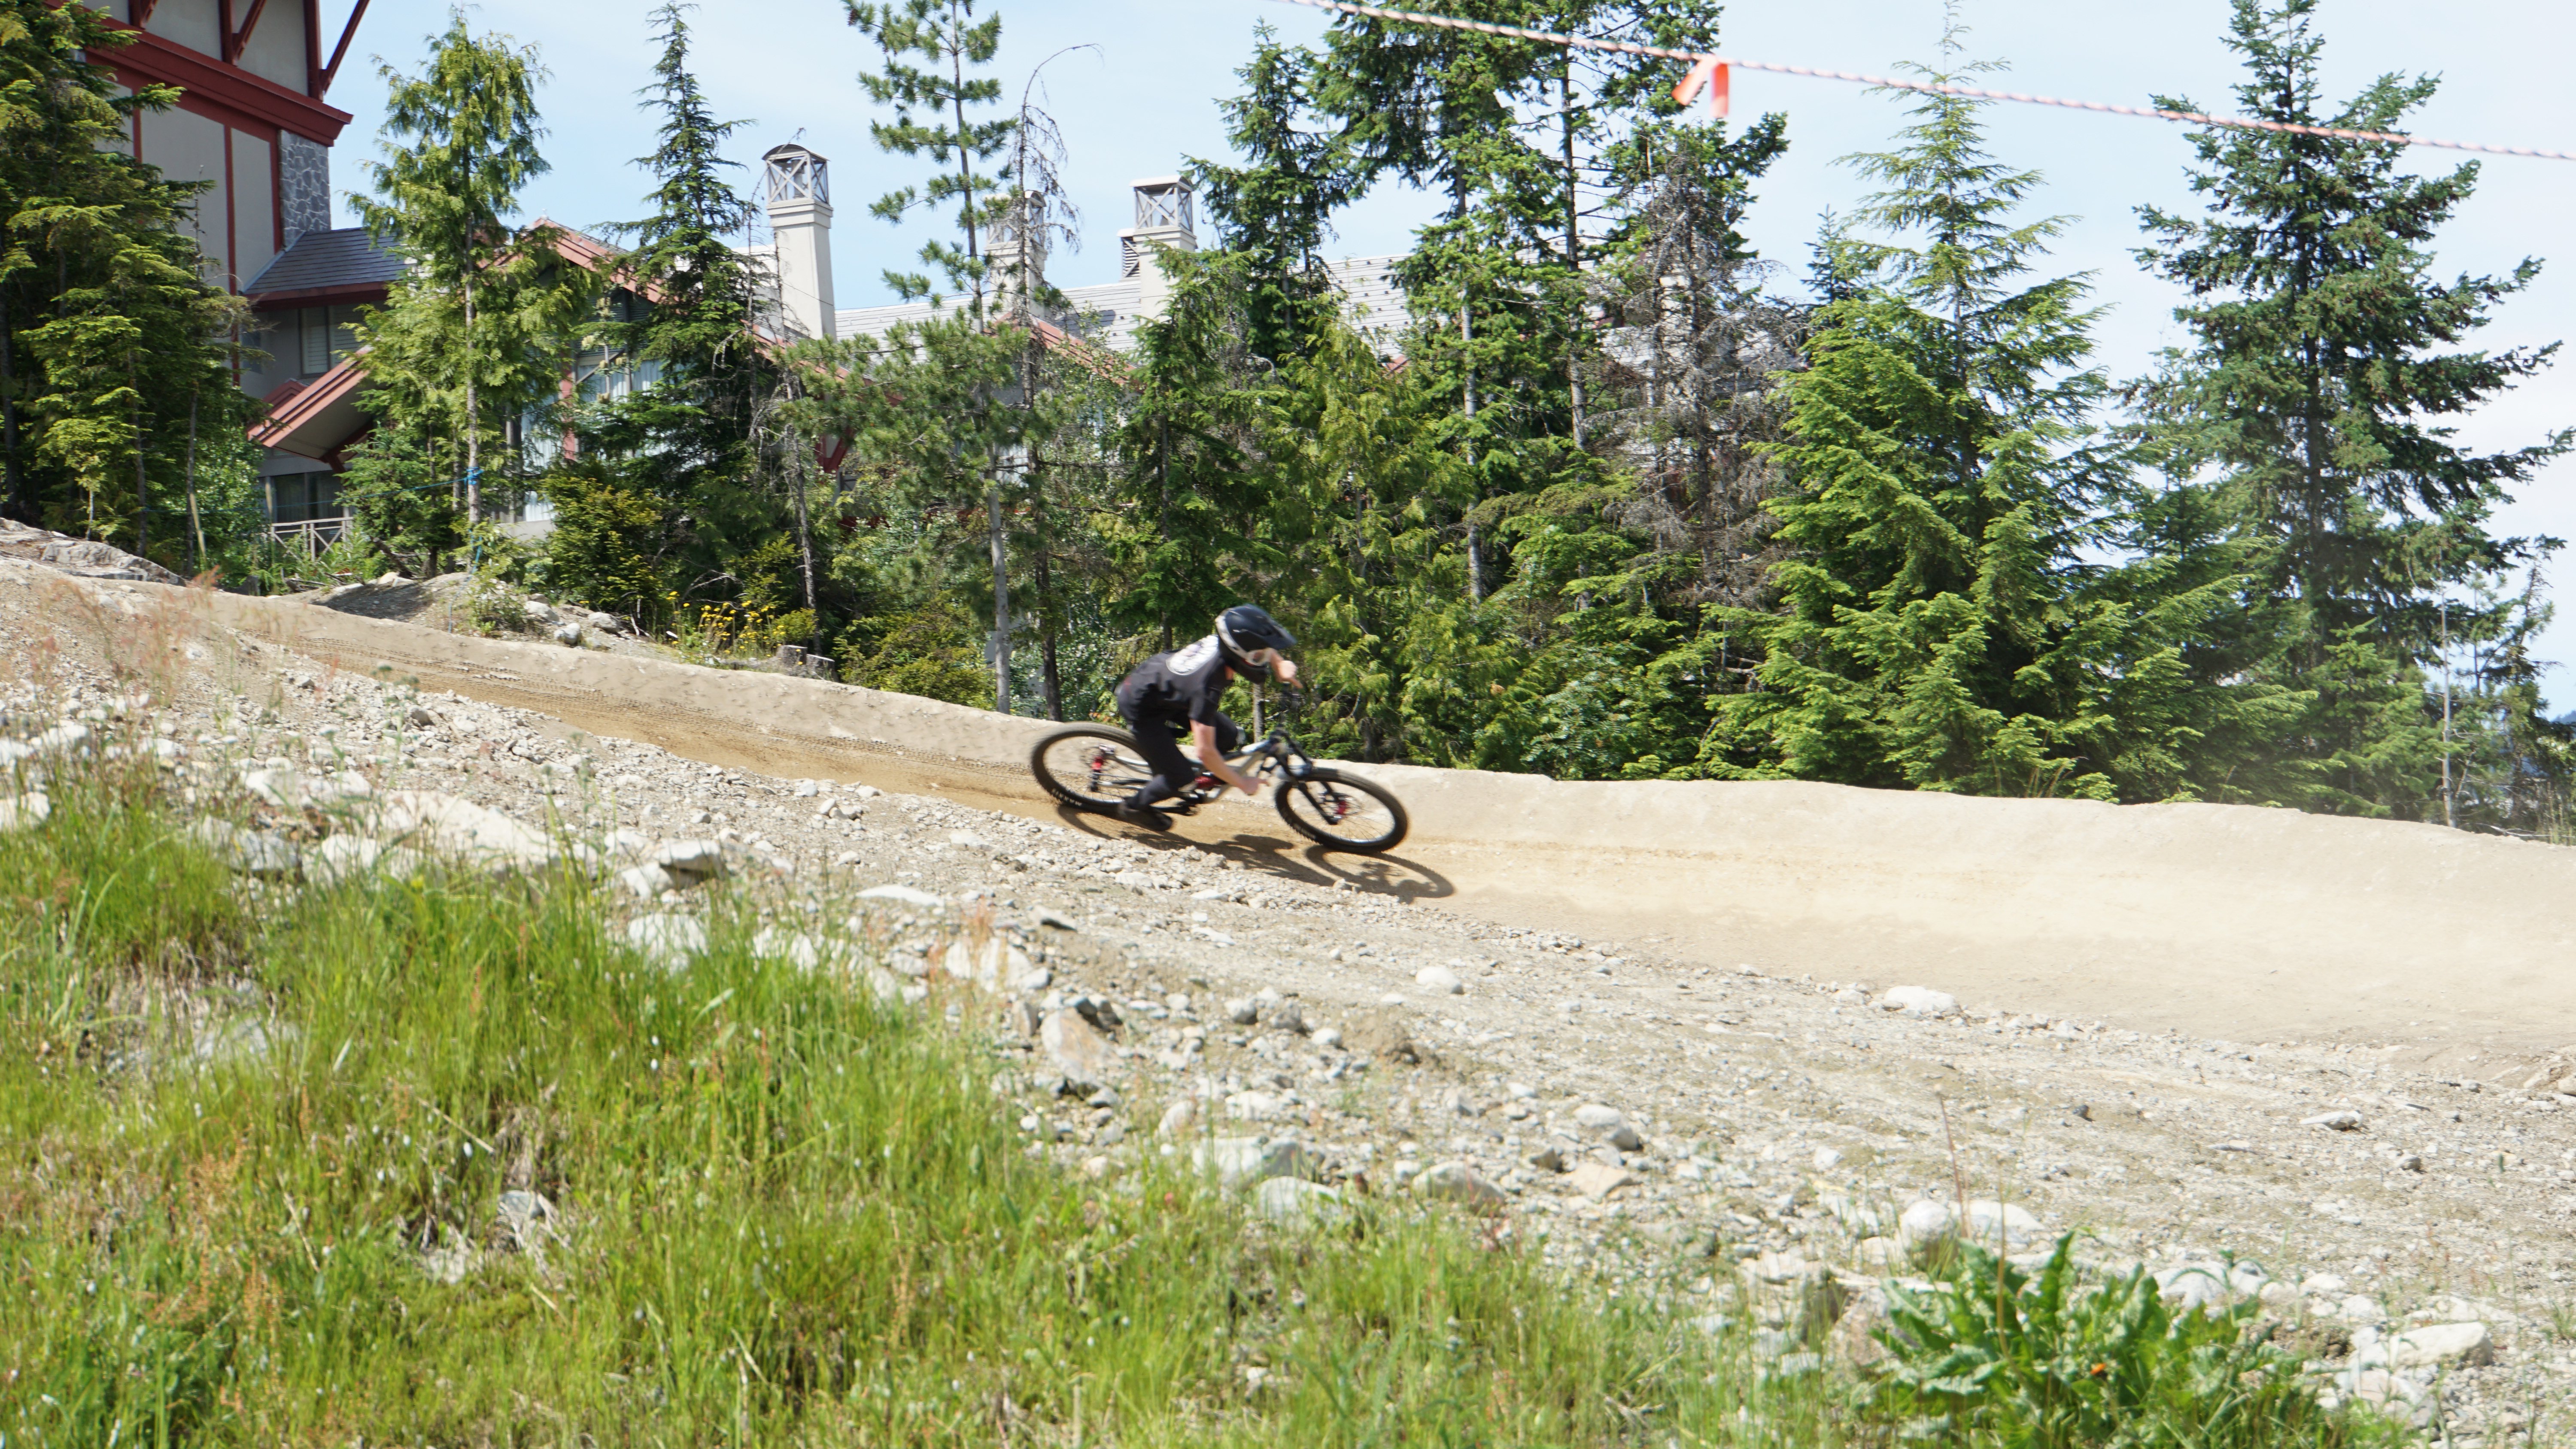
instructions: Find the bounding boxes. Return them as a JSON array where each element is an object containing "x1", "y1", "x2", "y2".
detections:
[{"x1": 1173, "y1": 728, "x2": 1321, "y2": 806}]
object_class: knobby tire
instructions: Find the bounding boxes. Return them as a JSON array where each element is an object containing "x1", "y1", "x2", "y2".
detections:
[
  {"x1": 1030, "y1": 724, "x2": 1150, "y2": 812},
  {"x1": 1274, "y1": 767, "x2": 1410, "y2": 853}
]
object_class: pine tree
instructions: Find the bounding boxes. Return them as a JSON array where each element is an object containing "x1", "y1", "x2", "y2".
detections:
[
  {"x1": 1711, "y1": 52, "x2": 2146, "y2": 796},
  {"x1": 2434, "y1": 572, "x2": 2573, "y2": 833},
  {"x1": 556, "y1": 1, "x2": 762, "y2": 622},
  {"x1": 604, "y1": 0, "x2": 757, "y2": 464},
  {"x1": 844, "y1": 0, "x2": 1011, "y2": 309},
  {"x1": 1312, "y1": 1, "x2": 1739, "y2": 597},
  {"x1": 1105, "y1": 252, "x2": 1283, "y2": 653},
  {"x1": 1394, "y1": 114, "x2": 1806, "y2": 781},
  {"x1": 2132, "y1": 0, "x2": 2568, "y2": 817},
  {"x1": 1190, "y1": 26, "x2": 1362, "y2": 363},
  {"x1": 807, "y1": 314, "x2": 1032, "y2": 695},
  {"x1": 993, "y1": 65, "x2": 1089, "y2": 715},
  {"x1": 1587, "y1": 114, "x2": 1798, "y2": 613},
  {"x1": 352, "y1": 11, "x2": 556, "y2": 530},
  {"x1": 0, "y1": 0, "x2": 253, "y2": 561},
  {"x1": 1321, "y1": 0, "x2": 1578, "y2": 597},
  {"x1": 1258, "y1": 309, "x2": 1448, "y2": 760},
  {"x1": 841, "y1": 0, "x2": 1080, "y2": 710}
]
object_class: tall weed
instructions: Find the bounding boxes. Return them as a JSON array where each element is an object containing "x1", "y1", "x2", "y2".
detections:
[{"x1": 1876, "y1": 1235, "x2": 2378, "y2": 1449}]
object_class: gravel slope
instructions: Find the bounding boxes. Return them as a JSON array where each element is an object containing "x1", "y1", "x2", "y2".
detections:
[{"x1": 9, "y1": 557, "x2": 2576, "y2": 1440}]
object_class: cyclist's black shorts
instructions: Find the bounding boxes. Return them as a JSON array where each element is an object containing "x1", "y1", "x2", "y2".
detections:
[{"x1": 1116, "y1": 701, "x2": 1240, "y2": 806}]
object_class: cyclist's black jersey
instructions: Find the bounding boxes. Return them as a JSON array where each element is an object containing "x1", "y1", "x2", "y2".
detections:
[{"x1": 1116, "y1": 634, "x2": 1232, "y2": 728}]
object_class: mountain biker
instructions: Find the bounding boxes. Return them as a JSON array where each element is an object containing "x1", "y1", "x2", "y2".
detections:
[{"x1": 1111, "y1": 604, "x2": 1299, "y2": 830}]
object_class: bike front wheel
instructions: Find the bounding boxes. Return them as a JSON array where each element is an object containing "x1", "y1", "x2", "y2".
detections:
[
  {"x1": 1274, "y1": 767, "x2": 1410, "y2": 853},
  {"x1": 1031, "y1": 724, "x2": 1152, "y2": 812}
]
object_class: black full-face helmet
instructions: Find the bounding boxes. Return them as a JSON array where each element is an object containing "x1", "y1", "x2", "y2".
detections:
[{"x1": 1215, "y1": 604, "x2": 1297, "y2": 682}]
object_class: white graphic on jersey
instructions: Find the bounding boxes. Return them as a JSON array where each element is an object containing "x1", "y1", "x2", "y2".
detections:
[{"x1": 1171, "y1": 636, "x2": 1221, "y2": 676}]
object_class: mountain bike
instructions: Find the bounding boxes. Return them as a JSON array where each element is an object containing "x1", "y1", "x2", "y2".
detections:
[{"x1": 1029, "y1": 720, "x2": 1410, "y2": 853}]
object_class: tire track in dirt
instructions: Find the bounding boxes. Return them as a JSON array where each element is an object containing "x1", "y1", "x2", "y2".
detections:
[{"x1": 199, "y1": 582, "x2": 2576, "y2": 1060}]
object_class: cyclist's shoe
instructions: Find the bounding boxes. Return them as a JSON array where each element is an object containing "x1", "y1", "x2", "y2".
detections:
[{"x1": 1116, "y1": 800, "x2": 1173, "y2": 831}]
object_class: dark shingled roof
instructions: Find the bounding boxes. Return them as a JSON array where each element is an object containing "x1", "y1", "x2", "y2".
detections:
[{"x1": 245, "y1": 228, "x2": 408, "y2": 298}]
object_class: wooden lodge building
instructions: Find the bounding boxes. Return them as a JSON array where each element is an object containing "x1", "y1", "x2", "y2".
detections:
[{"x1": 84, "y1": 1, "x2": 1403, "y2": 551}]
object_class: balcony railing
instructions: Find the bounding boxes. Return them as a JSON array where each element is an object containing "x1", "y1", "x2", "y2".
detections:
[{"x1": 268, "y1": 515, "x2": 348, "y2": 554}]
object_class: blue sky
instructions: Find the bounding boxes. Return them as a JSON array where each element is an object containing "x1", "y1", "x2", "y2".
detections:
[{"x1": 323, "y1": 0, "x2": 2576, "y2": 690}]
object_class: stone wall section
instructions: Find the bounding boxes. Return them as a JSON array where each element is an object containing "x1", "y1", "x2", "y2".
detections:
[{"x1": 279, "y1": 132, "x2": 331, "y2": 246}]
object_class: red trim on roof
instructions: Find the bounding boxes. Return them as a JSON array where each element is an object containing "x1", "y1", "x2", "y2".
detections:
[
  {"x1": 97, "y1": 22, "x2": 354, "y2": 143},
  {"x1": 222, "y1": 124, "x2": 238, "y2": 289},
  {"x1": 224, "y1": 0, "x2": 271, "y2": 66},
  {"x1": 319, "y1": 0, "x2": 367, "y2": 97},
  {"x1": 527, "y1": 218, "x2": 671, "y2": 306},
  {"x1": 249, "y1": 349, "x2": 366, "y2": 450},
  {"x1": 168, "y1": 83, "x2": 275, "y2": 145},
  {"x1": 1025, "y1": 316, "x2": 1129, "y2": 381}
]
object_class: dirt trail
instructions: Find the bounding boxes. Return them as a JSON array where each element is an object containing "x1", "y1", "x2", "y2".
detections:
[
  {"x1": 216, "y1": 586, "x2": 2576, "y2": 1058},
  {"x1": 23, "y1": 561, "x2": 2576, "y2": 1434}
]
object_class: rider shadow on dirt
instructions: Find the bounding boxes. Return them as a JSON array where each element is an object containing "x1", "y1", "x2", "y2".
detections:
[{"x1": 1049, "y1": 809, "x2": 1454, "y2": 905}]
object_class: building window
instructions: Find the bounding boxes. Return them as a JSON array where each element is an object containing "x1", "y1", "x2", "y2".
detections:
[
  {"x1": 269, "y1": 472, "x2": 344, "y2": 524},
  {"x1": 298, "y1": 305, "x2": 360, "y2": 376}
]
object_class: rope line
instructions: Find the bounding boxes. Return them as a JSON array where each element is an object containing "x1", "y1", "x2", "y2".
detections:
[{"x1": 1261, "y1": 0, "x2": 2576, "y2": 163}]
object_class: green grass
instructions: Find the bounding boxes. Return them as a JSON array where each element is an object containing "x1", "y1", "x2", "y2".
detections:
[{"x1": 0, "y1": 746, "x2": 2394, "y2": 1446}]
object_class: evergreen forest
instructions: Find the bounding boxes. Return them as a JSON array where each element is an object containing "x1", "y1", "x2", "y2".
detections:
[{"x1": 0, "y1": 0, "x2": 2567, "y2": 831}]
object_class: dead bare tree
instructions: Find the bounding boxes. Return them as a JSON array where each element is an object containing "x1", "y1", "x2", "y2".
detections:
[{"x1": 1588, "y1": 142, "x2": 1807, "y2": 612}]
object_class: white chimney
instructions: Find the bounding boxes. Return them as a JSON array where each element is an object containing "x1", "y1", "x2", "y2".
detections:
[
  {"x1": 761, "y1": 143, "x2": 835, "y2": 341},
  {"x1": 990, "y1": 190, "x2": 1048, "y2": 315},
  {"x1": 1119, "y1": 176, "x2": 1196, "y2": 322}
]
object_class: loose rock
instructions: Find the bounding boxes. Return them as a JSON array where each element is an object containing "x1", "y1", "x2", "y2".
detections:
[
  {"x1": 1039, "y1": 1010, "x2": 1116, "y2": 1093},
  {"x1": 1877, "y1": 985, "x2": 1959, "y2": 1017},
  {"x1": 626, "y1": 914, "x2": 708, "y2": 971},
  {"x1": 1253, "y1": 1177, "x2": 1343, "y2": 1225},
  {"x1": 307, "y1": 834, "x2": 384, "y2": 887},
  {"x1": 1412, "y1": 1161, "x2": 1506, "y2": 1211},
  {"x1": 364, "y1": 791, "x2": 556, "y2": 873},
  {"x1": 1193, "y1": 1136, "x2": 1319, "y2": 1189},
  {"x1": 1571, "y1": 1103, "x2": 1643, "y2": 1151},
  {"x1": 0, "y1": 792, "x2": 50, "y2": 833},
  {"x1": 188, "y1": 819, "x2": 300, "y2": 878},
  {"x1": 1566, "y1": 1161, "x2": 1639, "y2": 1200},
  {"x1": 1899, "y1": 1198, "x2": 2055, "y2": 1254},
  {"x1": 651, "y1": 839, "x2": 726, "y2": 880},
  {"x1": 2385, "y1": 1322, "x2": 2494, "y2": 1369},
  {"x1": 617, "y1": 863, "x2": 677, "y2": 899}
]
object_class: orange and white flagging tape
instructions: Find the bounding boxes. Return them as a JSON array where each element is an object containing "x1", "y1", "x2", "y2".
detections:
[{"x1": 1264, "y1": 0, "x2": 2576, "y2": 162}]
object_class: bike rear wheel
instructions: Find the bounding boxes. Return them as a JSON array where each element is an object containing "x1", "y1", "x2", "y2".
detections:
[
  {"x1": 1031, "y1": 724, "x2": 1153, "y2": 812},
  {"x1": 1274, "y1": 767, "x2": 1410, "y2": 853}
]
